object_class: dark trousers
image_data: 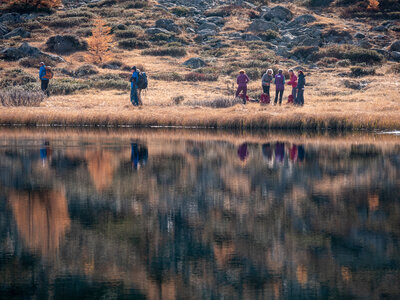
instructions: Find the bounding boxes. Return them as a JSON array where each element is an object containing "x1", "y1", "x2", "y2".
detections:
[
  {"x1": 236, "y1": 86, "x2": 247, "y2": 104},
  {"x1": 41, "y1": 79, "x2": 49, "y2": 96},
  {"x1": 274, "y1": 89, "x2": 284, "y2": 104},
  {"x1": 297, "y1": 89, "x2": 304, "y2": 105},
  {"x1": 262, "y1": 85, "x2": 270, "y2": 97},
  {"x1": 130, "y1": 85, "x2": 138, "y2": 106}
]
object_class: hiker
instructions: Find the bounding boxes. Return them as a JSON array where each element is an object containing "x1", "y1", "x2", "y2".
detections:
[
  {"x1": 39, "y1": 62, "x2": 51, "y2": 96},
  {"x1": 130, "y1": 66, "x2": 139, "y2": 106},
  {"x1": 261, "y1": 69, "x2": 273, "y2": 98},
  {"x1": 296, "y1": 70, "x2": 306, "y2": 106},
  {"x1": 287, "y1": 69, "x2": 297, "y2": 104},
  {"x1": 235, "y1": 70, "x2": 250, "y2": 104},
  {"x1": 274, "y1": 70, "x2": 285, "y2": 105}
]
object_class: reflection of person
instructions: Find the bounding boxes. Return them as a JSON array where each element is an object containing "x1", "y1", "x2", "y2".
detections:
[
  {"x1": 275, "y1": 142, "x2": 285, "y2": 162},
  {"x1": 297, "y1": 145, "x2": 305, "y2": 162},
  {"x1": 40, "y1": 140, "x2": 52, "y2": 165},
  {"x1": 262, "y1": 143, "x2": 273, "y2": 160},
  {"x1": 289, "y1": 144, "x2": 298, "y2": 162},
  {"x1": 131, "y1": 142, "x2": 148, "y2": 169},
  {"x1": 237, "y1": 143, "x2": 248, "y2": 162}
]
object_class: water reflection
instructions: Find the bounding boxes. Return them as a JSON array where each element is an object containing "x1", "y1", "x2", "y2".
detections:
[{"x1": 0, "y1": 133, "x2": 399, "y2": 299}]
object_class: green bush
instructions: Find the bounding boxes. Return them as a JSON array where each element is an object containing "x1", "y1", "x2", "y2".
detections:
[
  {"x1": 47, "y1": 17, "x2": 90, "y2": 28},
  {"x1": 245, "y1": 68, "x2": 263, "y2": 80},
  {"x1": 350, "y1": 67, "x2": 376, "y2": 77},
  {"x1": 185, "y1": 97, "x2": 242, "y2": 108},
  {"x1": 291, "y1": 46, "x2": 319, "y2": 60},
  {"x1": 152, "y1": 72, "x2": 184, "y2": 81},
  {"x1": 184, "y1": 72, "x2": 219, "y2": 82},
  {"x1": 57, "y1": 10, "x2": 95, "y2": 19},
  {"x1": 141, "y1": 47, "x2": 187, "y2": 57},
  {"x1": 0, "y1": 86, "x2": 44, "y2": 107},
  {"x1": 149, "y1": 33, "x2": 175, "y2": 42},
  {"x1": 49, "y1": 79, "x2": 89, "y2": 95},
  {"x1": 74, "y1": 65, "x2": 99, "y2": 78},
  {"x1": 114, "y1": 29, "x2": 142, "y2": 39},
  {"x1": 170, "y1": 6, "x2": 192, "y2": 16},
  {"x1": 0, "y1": 68, "x2": 36, "y2": 88},
  {"x1": 121, "y1": 0, "x2": 149, "y2": 8},
  {"x1": 118, "y1": 38, "x2": 150, "y2": 49},
  {"x1": 313, "y1": 45, "x2": 384, "y2": 64},
  {"x1": 258, "y1": 30, "x2": 280, "y2": 41},
  {"x1": 88, "y1": 0, "x2": 117, "y2": 7},
  {"x1": 90, "y1": 80, "x2": 130, "y2": 91}
]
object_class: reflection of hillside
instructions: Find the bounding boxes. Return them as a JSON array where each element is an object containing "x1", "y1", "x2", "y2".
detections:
[
  {"x1": 85, "y1": 150, "x2": 119, "y2": 191},
  {"x1": 9, "y1": 188, "x2": 70, "y2": 258}
]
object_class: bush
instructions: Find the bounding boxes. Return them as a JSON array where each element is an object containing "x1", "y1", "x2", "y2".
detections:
[
  {"x1": 307, "y1": 0, "x2": 333, "y2": 7},
  {"x1": 19, "y1": 55, "x2": 56, "y2": 68},
  {"x1": 121, "y1": 0, "x2": 148, "y2": 8},
  {"x1": 170, "y1": 6, "x2": 192, "y2": 16},
  {"x1": 74, "y1": 64, "x2": 99, "y2": 77},
  {"x1": 152, "y1": 72, "x2": 184, "y2": 81},
  {"x1": 118, "y1": 38, "x2": 150, "y2": 49},
  {"x1": 114, "y1": 29, "x2": 142, "y2": 39},
  {"x1": 258, "y1": 30, "x2": 280, "y2": 41},
  {"x1": 350, "y1": 66, "x2": 376, "y2": 77},
  {"x1": 388, "y1": 63, "x2": 400, "y2": 73},
  {"x1": 0, "y1": 86, "x2": 44, "y2": 106},
  {"x1": 185, "y1": 97, "x2": 242, "y2": 108},
  {"x1": 0, "y1": 68, "x2": 36, "y2": 88},
  {"x1": 4, "y1": 0, "x2": 61, "y2": 13},
  {"x1": 88, "y1": 0, "x2": 116, "y2": 7},
  {"x1": 100, "y1": 60, "x2": 125, "y2": 70},
  {"x1": 90, "y1": 80, "x2": 130, "y2": 91},
  {"x1": 149, "y1": 32, "x2": 175, "y2": 42},
  {"x1": 57, "y1": 10, "x2": 95, "y2": 19},
  {"x1": 184, "y1": 72, "x2": 219, "y2": 82},
  {"x1": 141, "y1": 47, "x2": 187, "y2": 57},
  {"x1": 49, "y1": 79, "x2": 89, "y2": 95},
  {"x1": 47, "y1": 17, "x2": 90, "y2": 28},
  {"x1": 291, "y1": 46, "x2": 319, "y2": 60},
  {"x1": 313, "y1": 45, "x2": 384, "y2": 64},
  {"x1": 205, "y1": 5, "x2": 241, "y2": 17}
]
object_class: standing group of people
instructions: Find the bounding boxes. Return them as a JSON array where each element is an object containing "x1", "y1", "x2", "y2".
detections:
[{"x1": 236, "y1": 69, "x2": 306, "y2": 106}]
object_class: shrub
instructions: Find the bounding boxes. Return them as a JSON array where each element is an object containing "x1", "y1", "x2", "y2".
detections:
[
  {"x1": 152, "y1": 72, "x2": 184, "y2": 81},
  {"x1": 121, "y1": 0, "x2": 148, "y2": 8},
  {"x1": 19, "y1": 55, "x2": 56, "y2": 68},
  {"x1": 350, "y1": 66, "x2": 376, "y2": 77},
  {"x1": 76, "y1": 28, "x2": 93, "y2": 37},
  {"x1": 291, "y1": 46, "x2": 319, "y2": 60},
  {"x1": 141, "y1": 47, "x2": 187, "y2": 57},
  {"x1": 118, "y1": 38, "x2": 150, "y2": 49},
  {"x1": 47, "y1": 17, "x2": 89, "y2": 28},
  {"x1": 49, "y1": 79, "x2": 89, "y2": 95},
  {"x1": 313, "y1": 45, "x2": 384, "y2": 64},
  {"x1": 0, "y1": 68, "x2": 36, "y2": 88},
  {"x1": 0, "y1": 86, "x2": 44, "y2": 107},
  {"x1": 74, "y1": 64, "x2": 99, "y2": 77},
  {"x1": 246, "y1": 68, "x2": 263, "y2": 80},
  {"x1": 307, "y1": 0, "x2": 333, "y2": 7},
  {"x1": 88, "y1": 0, "x2": 116, "y2": 7},
  {"x1": 4, "y1": 0, "x2": 61, "y2": 13},
  {"x1": 387, "y1": 63, "x2": 400, "y2": 73},
  {"x1": 258, "y1": 30, "x2": 280, "y2": 41},
  {"x1": 114, "y1": 29, "x2": 141, "y2": 39},
  {"x1": 100, "y1": 60, "x2": 125, "y2": 70},
  {"x1": 184, "y1": 72, "x2": 219, "y2": 82},
  {"x1": 149, "y1": 32, "x2": 175, "y2": 42},
  {"x1": 57, "y1": 10, "x2": 95, "y2": 19},
  {"x1": 205, "y1": 5, "x2": 242, "y2": 17},
  {"x1": 172, "y1": 95, "x2": 184, "y2": 105},
  {"x1": 170, "y1": 6, "x2": 192, "y2": 16},
  {"x1": 185, "y1": 97, "x2": 242, "y2": 108},
  {"x1": 89, "y1": 80, "x2": 129, "y2": 91}
]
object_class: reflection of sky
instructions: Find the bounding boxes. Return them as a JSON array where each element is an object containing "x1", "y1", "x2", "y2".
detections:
[{"x1": 0, "y1": 137, "x2": 399, "y2": 299}]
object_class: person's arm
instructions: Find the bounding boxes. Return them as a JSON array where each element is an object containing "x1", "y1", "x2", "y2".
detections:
[
  {"x1": 39, "y1": 67, "x2": 44, "y2": 79},
  {"x1": 245, "y1": 74, "x2": 250, "y2": 83}
]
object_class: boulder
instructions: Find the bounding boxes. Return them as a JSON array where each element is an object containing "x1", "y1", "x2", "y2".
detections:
[
  {"x1": 74, "y1": 64, "x2": 99, "y2": 77},
  {"x1": 0, "y1": 23, "x2": 9, "y2": 36},
  {"x1": 263, "y1": 6, "x2": 293, "y2": 22},
  {"x1": 3, "y1": 27, "x2": 30, "y2": 39},
  {"x1": 286, "y1": 14, "x2": 316, "y2": 28},
  {"x1": 155, "y1": 19, "x2": 180, "y2": 33},
  {"x1": 389, "y1": 40, "x2": 400, "y2": 52},
  {"x1": 198, "y1": 22, "x2": 219, "y2": 32},
  {"x1": 182, "y1": 57, "x2": 206, "y2": 69},
  {"x1": 322, "y1": 29, "x2": 352, "y2": 44},
  {"x1": 241, "y1": 34, "x2": 261, "y2": 41},
  {"x1": 197, "y1": 29, "x2": 217, "y2": 36},
  {"x1": 0, "y1": 13, "x2": 22, "y2": 24},
  {"x1": 390, "y1": 51, "x2": 400, "y2": 62},
  {"x1": 247, "y1": 20, "x2": 278, "y2": 32},
  {"x1": 358, "y1": 40, "x2": 372, "y2": 49},
  {"x1": 0, "y1": 42, "x2": 42, "y2": 60},
  {"x1": 145, "y1": 27, "x2": 174, "y2": 35},
  {"x1": 205, "y1": 16, "x2": 225, "y2": 25},
  {"x1": 46, "y1": 35, "x2": 87, "y2": 54},
  {"x1": 354, "y1": 32, "x2": 365, "y2": 39},
  {"x1": 343, "y1": 79, "x2": 369, "y2": 90},
  {"x1": 371, "y1": 25, "x2": 386, "y2": 32}
]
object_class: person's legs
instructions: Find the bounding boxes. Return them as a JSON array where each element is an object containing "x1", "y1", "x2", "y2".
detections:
[
  {"x1": 279, "y1": 90, "x2": 283, "y2": 105},
  {"x1": 41, "y1": 80, "x2": 49, "y2": 96},
  {"x1": 298, "y1": 89, "x2": 304, "y2": 105},
  {"x1": 137, "y1": 89, "x2": 142, "y2": 106},
  {"x1": 235, "y1": 86, "x2": 243, "y2": 98},
  {"x1": 242, "y1": 86, "x2": 247, "y2": 104},
  {"x1": 274, "y1": 90, "x2": 278, "y2": 105},
  {"x1": 130, "y1": 86, "x2": 138, "y2": 106},
  {"x1": 262, "y1": 85, "x2": 268, "y2": 94},
  {"x1": 292, "y1": 87, "x2": 297, "y2": 101},
  {"x1": 266, "y1": 85, "x2": 270, "y2": 98}
]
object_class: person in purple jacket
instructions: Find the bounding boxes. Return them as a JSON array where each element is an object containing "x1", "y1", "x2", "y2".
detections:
[
  {"x1": 235, "y1": 70, "x2": 250, "y2": 104},
  {"x1": 274, "y1": 69, "x2": 285, "y2": 105}
]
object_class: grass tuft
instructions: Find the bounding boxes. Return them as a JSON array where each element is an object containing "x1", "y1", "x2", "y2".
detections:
[{"x1": 0, "y1": 87, "x2": 44, "y2": 107}]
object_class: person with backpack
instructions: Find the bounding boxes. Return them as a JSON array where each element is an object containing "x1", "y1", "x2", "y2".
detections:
[
  {"x1": 136, "y1": 68, "x2": 148, "y2": 106},
  {"x1": 287, "y1": 69, "x2": 297, "y2": 104},
  {"x1": 274, "y1": 69, "x2": 285, "y2": 105},
  {"x1": 235, "y1": 70, "x2": 250, "y2": 104},
  {"x1": 130, "y1": 66, "x2": 139, "y2": 106},
  {"x1": 261, "y1": 69, "x2": 273, "y2": 99},
  {"x1": 39, "y1": 62, "x2": 52, "y2": 97},
  {"x1": 296, "y1": 70, "x2": 306, "y2": 106}
]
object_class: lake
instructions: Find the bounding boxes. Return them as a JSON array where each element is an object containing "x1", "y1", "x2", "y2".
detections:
[{"x1": 0, "y1": 128, "x2": 399, "y2": 299}]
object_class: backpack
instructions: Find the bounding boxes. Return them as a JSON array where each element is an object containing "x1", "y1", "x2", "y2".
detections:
[
  {"x1": 287, "y1": 94, "x2": 294, "y2": 104},
  {"x1": 43, "y1": 66, "x2": 53, "y2": 80},
  {"x1": 137, "y1": 72, "x2": 148, "y2": 89},
  {"x1": 260, "y1": 93, "x2": 270, "y2": 104}
]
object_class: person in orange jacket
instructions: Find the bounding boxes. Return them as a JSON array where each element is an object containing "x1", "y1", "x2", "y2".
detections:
[{"x1": 287, "y1": 69, "x2": 298, "y2": 102}]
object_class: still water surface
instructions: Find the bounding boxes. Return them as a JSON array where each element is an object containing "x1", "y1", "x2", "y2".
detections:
[{"x1": 0, "y1": 130, "x2": 400, "y2": 299}]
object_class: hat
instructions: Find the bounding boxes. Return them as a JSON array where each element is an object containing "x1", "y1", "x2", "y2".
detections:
[
  {"x1": 239, "y1": 69, "x2": 245, "y2": 73},
  {"x1": 40, "y1": 62, "x2": 45, "y2": 66},
  {"x1": 131, "y1": 66, "x2": 136, "y2": 70}
]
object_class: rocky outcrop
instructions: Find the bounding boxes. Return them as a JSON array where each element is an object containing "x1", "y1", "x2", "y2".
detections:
[
  {"x1": 155, "y1": 19, "x2": 180, "y2": 33},
  {"x1": 262, "y1": 6, "x2": 293, "y2": 23},
  {"x1": 0, "y1": 42, "x2": 63, "y2": 61},
  {"x1": 3, "y1": 27, "x2": 31, "y2": 39},
  {"x1": 183, "y1": 57, "x2": 206, "y2": 68},
  {"x1": 45, "y1": 35, "x2": 88, "y2": 54},
  {"x1": 247, "y1": 20, "x2": 278, "y2": 32}
]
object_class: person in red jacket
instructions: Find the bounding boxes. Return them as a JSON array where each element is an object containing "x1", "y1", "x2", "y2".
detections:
[
  {"x1": 287, "y1": 69, "x2": 298, "y2": 103},
  {"x1": 235, "y1": 70, "x2": 250, "y2": 104}
]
